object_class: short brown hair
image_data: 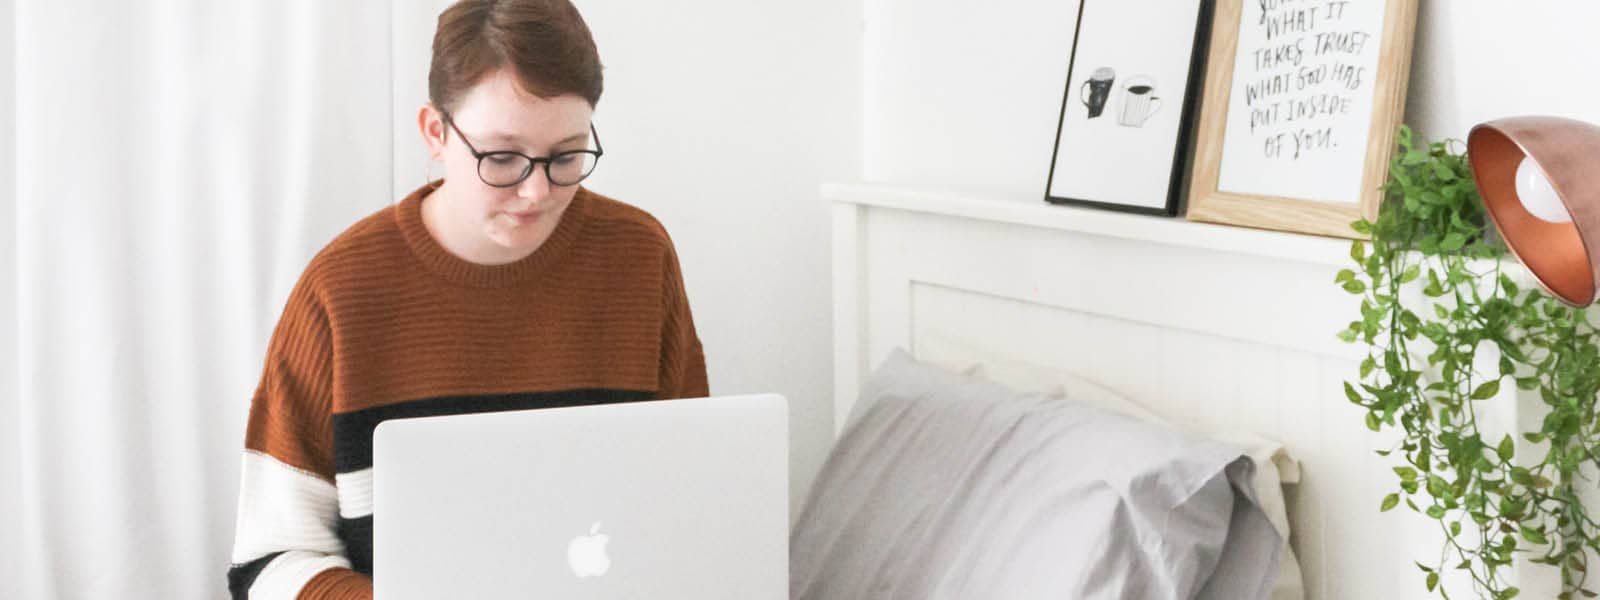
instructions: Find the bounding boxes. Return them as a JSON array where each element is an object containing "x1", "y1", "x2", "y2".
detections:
[{"x1": 428, "y1": 0, "x2": 604, "y2": 114}]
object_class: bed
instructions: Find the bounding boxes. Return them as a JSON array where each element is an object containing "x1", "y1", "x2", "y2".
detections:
[{"x1": 793, "y1": 182, "x2": 1541, "y2": 599}]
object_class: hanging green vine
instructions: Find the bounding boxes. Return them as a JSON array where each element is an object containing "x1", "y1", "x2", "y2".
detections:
[{"x1": 1339, "y1": 124, "x2": 1600, "y2": 599}]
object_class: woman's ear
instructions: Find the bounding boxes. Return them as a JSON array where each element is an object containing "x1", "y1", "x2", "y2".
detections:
[{"x1": 418, "y1": 104, "x2": 446, "y2": 160}]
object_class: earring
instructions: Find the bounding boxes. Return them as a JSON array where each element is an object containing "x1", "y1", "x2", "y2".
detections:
[{"x1": 424, "y1": 157, "x2": 436, "y2": 185}]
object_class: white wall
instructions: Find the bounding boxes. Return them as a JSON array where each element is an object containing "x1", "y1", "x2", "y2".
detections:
[
  {"x1": 865, "y1": 0, "x2": 1600, "y2": 195},
  {"x1": 393, "y1": 2, "x2": 862, "y2": 514},
  {"x1": 863, "y1": 0, "x2": 1078, "y2": 195},
  {"x1": 1404, "y1": 2, "x2": 1600, "y2": 143}
]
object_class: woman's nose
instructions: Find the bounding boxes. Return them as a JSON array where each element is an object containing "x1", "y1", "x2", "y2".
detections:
[{"x1": 515, "y1": 166, "x2": 552, "y2": 202}]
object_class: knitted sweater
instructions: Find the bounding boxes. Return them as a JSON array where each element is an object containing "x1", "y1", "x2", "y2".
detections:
[{"x1": 227, "y1": 180, "x2": 709, "y2": 599}]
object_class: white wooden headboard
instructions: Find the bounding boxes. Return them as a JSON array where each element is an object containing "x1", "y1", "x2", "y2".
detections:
[{"x1": 826, "y1": 182, "x2": 1562, "y2": 599}]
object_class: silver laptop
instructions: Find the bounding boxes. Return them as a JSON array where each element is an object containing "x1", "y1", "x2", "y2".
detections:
[{"x1": 372, "y1": 394, "x2": 788, "y2": 599}]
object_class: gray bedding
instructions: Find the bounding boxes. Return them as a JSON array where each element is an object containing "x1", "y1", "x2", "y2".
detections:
[{"x1": 791, "y1": 349, "x2": 1282, "y2": 599}]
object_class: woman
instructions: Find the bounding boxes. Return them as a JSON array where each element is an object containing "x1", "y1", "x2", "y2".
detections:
[{"x1": 226, "y1": 1, "x2": 708, "y2": 597}]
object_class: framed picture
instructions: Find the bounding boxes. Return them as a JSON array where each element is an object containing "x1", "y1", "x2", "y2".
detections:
[
  {"x1": 1045, "y1": 0, "x2": 1214, "y2": 216},
  {"x1": 1186, "y1": 0, "x2": 1419, "y2": 238}
]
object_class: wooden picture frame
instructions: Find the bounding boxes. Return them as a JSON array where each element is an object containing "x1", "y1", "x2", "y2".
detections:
[
  {"x1": 1186, "y1": 0, "x2": 1419, "y2": 238},
  {"x1": 1044, "y1": 0, "x2": 1214, "y2": 217}
]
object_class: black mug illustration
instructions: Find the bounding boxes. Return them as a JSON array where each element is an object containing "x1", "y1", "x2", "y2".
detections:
[
  {"x1": 1080, "y1": 67, "x2": 1115, "y2": 119},
  {"x1": 1119, "y1": 75, "x2": 1162, "y2": 128}
]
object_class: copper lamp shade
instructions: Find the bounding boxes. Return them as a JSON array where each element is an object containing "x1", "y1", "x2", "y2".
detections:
[{"x1": 1467, "y1": 116, "x2": 1600, "y2": 306}]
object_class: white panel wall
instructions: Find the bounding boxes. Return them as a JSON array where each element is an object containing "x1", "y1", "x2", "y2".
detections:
[{"x1": 829, "y1": 188, "x2": 1552, "y2": 598}]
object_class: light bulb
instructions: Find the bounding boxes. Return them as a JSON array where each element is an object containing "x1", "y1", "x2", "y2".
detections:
[{"x1": 1515, "y1": 157, "x2": 1571, "y2": 223}]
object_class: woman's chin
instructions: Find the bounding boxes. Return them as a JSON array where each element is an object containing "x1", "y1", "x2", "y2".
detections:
[{"x1": 484, "y1": 227, "x2": 545, "y2": 254}]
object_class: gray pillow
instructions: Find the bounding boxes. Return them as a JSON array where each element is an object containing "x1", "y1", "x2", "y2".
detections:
[{"x1": 791, "y1": 348, "x2": 1281, "y2": 599}]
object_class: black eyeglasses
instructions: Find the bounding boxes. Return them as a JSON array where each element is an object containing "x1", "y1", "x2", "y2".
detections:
[{"x1": 441, "y1": 113, "x2": 603, "y2": 187}]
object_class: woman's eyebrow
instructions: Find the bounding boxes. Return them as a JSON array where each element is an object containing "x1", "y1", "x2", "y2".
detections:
[
  {"x1": 483, "y1": 130, "x2": 589, "y2": 146},
  {"x1": 552, "y1": 131, "x2": 589, "y2": 146}
]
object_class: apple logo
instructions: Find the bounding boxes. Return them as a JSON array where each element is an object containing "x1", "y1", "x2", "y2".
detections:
[{"x1": 567, "y1": 521, "x2": 611, "y2": 578}]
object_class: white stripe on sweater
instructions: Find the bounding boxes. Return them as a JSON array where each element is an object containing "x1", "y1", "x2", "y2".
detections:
[
  {"x1": 249, "y1": 550, "x2": 353, "y2": 600},
  {"x1": 231, "y1": 450, "x2": 350, "y2": 570},
  {"x1": 335, "y1": 467, "x2": 373, "y2": 519}
]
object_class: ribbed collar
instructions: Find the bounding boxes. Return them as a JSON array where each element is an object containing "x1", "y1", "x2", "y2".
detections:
[{"x1": 395, "y1": 179, "x2": 592, "y2": 288}]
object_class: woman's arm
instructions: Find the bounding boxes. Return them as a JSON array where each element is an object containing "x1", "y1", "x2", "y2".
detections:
[
  {"x1": 657, "y1": 241, "x2": 708, "y2": 400},
  {"x1": 227, "y1": 275, "x2": 371, "y2": 600}
]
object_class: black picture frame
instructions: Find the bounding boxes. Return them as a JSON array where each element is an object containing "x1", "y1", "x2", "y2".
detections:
[{"x1": 1044, "y1": 0, "x2": 1215, "y2": 216}]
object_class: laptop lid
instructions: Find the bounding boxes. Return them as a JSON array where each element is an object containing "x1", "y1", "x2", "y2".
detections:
[{"x1": 373, "y1": 393, "x2": 788, "y2": 599}]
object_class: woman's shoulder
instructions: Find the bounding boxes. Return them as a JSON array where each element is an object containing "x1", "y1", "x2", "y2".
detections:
[
  {"x1": 577, "y1": 187, "x2": 678, "y2": 252},
  {"x1": 296, "y1": 203, "x2": 407, "y2": 292}
]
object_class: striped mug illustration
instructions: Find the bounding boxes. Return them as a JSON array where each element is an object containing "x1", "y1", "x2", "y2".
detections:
[{"x1": 1118, "y1": 75, "x2": 1162, "y2": 128}]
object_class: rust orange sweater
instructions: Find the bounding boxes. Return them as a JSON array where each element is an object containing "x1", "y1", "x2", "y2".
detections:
[{"x1": 227, "y1": 180, "x2": 708, "y2": 599}]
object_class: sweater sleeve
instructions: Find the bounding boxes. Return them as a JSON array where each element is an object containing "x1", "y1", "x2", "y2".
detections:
[
  {"x1": 227, "y1": 273, "x2": 373, "y2": 600},
  {"x1": 657, "y1": 239, "x2": 709, "y2": 400}
]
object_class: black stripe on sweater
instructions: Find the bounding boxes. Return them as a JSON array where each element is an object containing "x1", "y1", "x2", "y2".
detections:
[
  {"x1": 331, "y1": 388, "x2": 656, "y2": 474},
  {"x1": 227, "y1": 551, "x2": 286, "y2": 600},
  {"x1": 339, "y1": 515, "x2": 375, "y2": 575}
]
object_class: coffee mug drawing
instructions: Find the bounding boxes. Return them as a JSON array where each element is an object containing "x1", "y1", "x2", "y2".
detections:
[
  {"x1": 1080, "y1": 67, "x2": 1115, "y2": 119},
  {"x1": 1119, "y1": 75, "x2": 1162, "y2": 128}
]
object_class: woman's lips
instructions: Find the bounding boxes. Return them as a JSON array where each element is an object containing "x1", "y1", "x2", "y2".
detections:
[{"x1": 504, "y1": 211, "x2": 539, "y2": 225}]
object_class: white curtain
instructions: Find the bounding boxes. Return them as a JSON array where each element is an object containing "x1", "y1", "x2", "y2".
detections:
[{"x1": 4, "y1": 2, "x2": 398, "y2": 597}]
